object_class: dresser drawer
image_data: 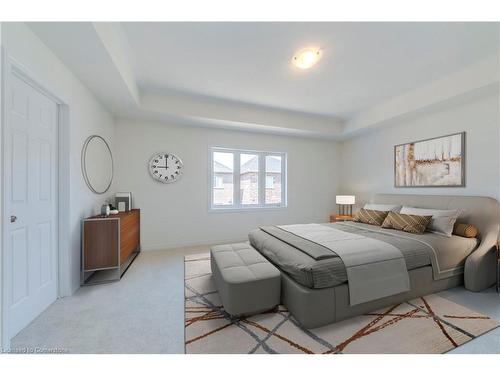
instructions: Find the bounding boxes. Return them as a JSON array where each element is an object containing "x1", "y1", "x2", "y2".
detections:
[
  {"x1": 82, "y1": 209, "x2": 141, "y2": 284},
  {"x1": 83, "y1": 218, "x2": 119, "y2": 270},
  {"x1": 120, "y1": 210, "x2": 140, "y2": 265}
]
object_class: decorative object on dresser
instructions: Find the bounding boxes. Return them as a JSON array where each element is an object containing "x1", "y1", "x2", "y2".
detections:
[
  {"x1": 115, "y1": 192, "x2": 132, "y2": 212},
  {"x1": 100, "y1": 204, "x2": 110, "y2": 217},
  {"x1": 336, "y1": 195, "x2": 355, "y2": 216},
  {"x1": 81, "y1": 209, "x2": 141, "y2": 285},
  {"x1": 330, "y1": 214, "x2": 354, "y2": 222},
  {"x1": 81, "y1": 135, "x2": 114, "y2": 194},
  {"x1": 394, "y1": 132, "x2": 465, "y2": 187}
]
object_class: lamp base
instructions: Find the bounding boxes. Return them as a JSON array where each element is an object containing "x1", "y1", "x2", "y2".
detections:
[{"x1": 338, "y1": 204, "x2": 353, "y2": 216}]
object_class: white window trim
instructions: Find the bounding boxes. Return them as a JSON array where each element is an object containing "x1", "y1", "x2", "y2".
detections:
[{"x1": 209, "y1": 147, "x2": 287, "y2": 211}]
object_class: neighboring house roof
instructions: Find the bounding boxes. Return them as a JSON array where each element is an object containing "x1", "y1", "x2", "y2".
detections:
[
  {"x1": 241, "y1": 156, "x2": 281, "y2": 173},
  {"x1": 213, "y1": 160, "x2": 233, "y2": 173}
]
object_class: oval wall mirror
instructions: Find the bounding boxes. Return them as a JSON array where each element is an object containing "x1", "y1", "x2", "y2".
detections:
[{"x1": 81, "y1": 135, "x2": 113, "y2": 194}]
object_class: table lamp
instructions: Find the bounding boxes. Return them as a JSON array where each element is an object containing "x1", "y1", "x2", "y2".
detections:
[{"x1": 336, "y1": 195, "x2": 355, "y2": 216}]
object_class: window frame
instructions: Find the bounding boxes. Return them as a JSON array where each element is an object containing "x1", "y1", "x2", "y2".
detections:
[
  {"x1": 213, "y1": 175, "x2": 224, "y2": 189},
  {"x1": 209, "y1": 147, "x2": 287, "y2": 211}
]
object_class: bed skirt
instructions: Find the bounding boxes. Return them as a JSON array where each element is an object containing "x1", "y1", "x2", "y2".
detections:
[{"x1": 282, "y1": 266, "x2": 463, "y2": 329}]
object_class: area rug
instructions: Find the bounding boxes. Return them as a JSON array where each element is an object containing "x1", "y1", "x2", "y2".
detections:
[{"x1": 184, "y1": 253, "x2": 499, "y2": 354}]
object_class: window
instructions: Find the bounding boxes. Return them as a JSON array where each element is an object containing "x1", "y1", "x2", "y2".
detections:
[
  {"x1": 266, "y1": 175, "x2": 274, "y2": 189},
  {"x1": 213, "y1": 175, "x2": 224, "y2": 189},
  {"x1": 265, "y1": 155, "x2": 282, "y2": 204},
  {"x1": 212, "y1": 151, "x2": 233, "y2": 206},
  {"x1": 210, "y1": 147, "x2": 287, "y2": 210}
]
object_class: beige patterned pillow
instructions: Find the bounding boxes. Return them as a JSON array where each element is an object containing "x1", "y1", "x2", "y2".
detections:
[
  {"x1": 353, "y1": 209, "x2": 389, "y2": 226},
  {"x1": 453, "y1": 223, "x2": 479, "y2": 238},
  {"x1": 381, "y1": 212, "x2": 432, "y2": 234},
  {"x1": 399, "y1": 206, "x2": 461, "y2": 237}
]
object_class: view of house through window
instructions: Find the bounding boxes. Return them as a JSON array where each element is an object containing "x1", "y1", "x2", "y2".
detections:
[
  {"x1": 212, "y1": 151, "x2": 234, "y2": 206},
  {"x1": 211, "y1": 148, "x2": 286, "y2": 209},
  {"x1": 265, "y1": 155, "x2": 282, "y2": 204},
  {"x1": 240, "y1": 153, "x2": 259, "y2": 205}
]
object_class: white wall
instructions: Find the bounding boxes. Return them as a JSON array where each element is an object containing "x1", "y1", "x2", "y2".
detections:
[
  {"x1": 114, "y1": 119, "x2": 340, "y2": 250},
  {"x1": 1, "y1": 23, "x2": 115, "y2": 295},
  {"x1": 340, "y1": 90, "x2": 500, "y2": 207}
]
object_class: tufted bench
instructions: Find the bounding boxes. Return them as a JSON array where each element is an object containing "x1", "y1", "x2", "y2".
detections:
[{"x1": 210, "y1": 243, "x2": 281, "y2": 316}]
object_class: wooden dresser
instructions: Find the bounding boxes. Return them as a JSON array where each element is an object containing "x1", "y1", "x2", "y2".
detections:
[{"x1": 81, "y1": 209, "x2": 141, "y2": 285}]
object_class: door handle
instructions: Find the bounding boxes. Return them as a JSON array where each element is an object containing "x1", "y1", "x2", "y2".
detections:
[{"x1": 10, "y1": 215, "x2": 17, "y2": 223}]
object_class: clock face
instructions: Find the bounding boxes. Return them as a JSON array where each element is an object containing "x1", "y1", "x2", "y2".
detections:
[{"x1": 148, "y1": 152, "x2": 183, "y2": 183}]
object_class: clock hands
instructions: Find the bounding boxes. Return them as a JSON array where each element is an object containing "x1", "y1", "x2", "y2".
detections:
[
  {"x1": 156, "y1": 155, "x2": 169, "y2": 169},
  {"x1": 153, "y1": 164, "x2": 180, "y2": 169},
  {"x1": 151, "y1": 153, "x2": 182, "y2": 183}
]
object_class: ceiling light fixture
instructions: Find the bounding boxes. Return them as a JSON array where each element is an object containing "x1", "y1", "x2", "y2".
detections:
[{"x1": 292, "y1": 47, "x2": 322, "y2": 70}]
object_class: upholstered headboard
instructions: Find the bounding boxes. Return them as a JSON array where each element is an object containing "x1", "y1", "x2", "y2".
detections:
[{"x1": 370, "y1": 194, "x2": 500, "y2": 292}]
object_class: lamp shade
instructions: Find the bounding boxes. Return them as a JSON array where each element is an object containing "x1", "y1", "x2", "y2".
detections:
[{"x1": 336, "y1": 195, "x2": 355, "y2": 205}]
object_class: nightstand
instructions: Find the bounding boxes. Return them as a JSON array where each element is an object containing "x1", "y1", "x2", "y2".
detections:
[
  {"x1": 496, "y1": 242, "x2": 500, "y2": 293},
  {"x1": 330, "y1": 214, "x2": 354, "y2": 223}
]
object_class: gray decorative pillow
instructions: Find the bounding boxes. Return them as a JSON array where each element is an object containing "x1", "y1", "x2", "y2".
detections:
[
  {"x1": 363, "y1": 203, "x2": 401, "y2": 212},
  {"x1": 399, "y1": 206, "x2": 461, "y2": 237}
]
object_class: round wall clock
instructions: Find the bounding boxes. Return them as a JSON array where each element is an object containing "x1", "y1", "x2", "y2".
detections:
[{"x1": 148, "y1": 152, "x2": 183, "y2": 183}]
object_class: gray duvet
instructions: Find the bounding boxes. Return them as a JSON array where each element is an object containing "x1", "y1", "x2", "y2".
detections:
[{"x1": 248, "y1": 222, "x2": 478, "y2": 289}]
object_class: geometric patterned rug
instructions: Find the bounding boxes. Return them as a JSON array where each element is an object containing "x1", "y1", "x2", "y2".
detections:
[{"x1": 185, "y1": 253, "x2": 500, "y2": 354}]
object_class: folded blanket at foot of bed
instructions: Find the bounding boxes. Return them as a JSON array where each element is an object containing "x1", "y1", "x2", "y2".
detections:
[{"x1": 267, "y1": 224, "x2": 410, "y2": 305}]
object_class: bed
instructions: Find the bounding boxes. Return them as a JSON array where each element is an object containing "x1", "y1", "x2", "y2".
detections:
[{"x1": 248, "y1": 194, "x2": 500, "y2": 328}]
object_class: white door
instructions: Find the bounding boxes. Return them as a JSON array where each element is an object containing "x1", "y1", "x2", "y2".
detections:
[{"x1": 3, "y1": 70, "x2": 58, "y2": 340}]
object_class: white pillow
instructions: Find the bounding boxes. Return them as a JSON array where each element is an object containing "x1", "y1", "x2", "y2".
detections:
[
  {"x1": 399, "y1": 206, "x2": 462, "y2": 237},
  {"x1": 363, "y1": 203, "x2": 401, "y2": 212}
]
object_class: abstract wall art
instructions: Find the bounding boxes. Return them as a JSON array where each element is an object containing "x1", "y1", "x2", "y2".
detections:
[{"x1": 394, "y1": 132, "x2": 465, "y2": 187}]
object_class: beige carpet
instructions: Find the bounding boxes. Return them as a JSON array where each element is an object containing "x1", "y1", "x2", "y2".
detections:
[{"x1": 184, "y1": 253, "x2": 499, "y2": 354}]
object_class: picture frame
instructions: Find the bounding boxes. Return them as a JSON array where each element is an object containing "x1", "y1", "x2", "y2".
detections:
[{"x1": 394, "y1": 132, "x2": 465, "y2": 188}]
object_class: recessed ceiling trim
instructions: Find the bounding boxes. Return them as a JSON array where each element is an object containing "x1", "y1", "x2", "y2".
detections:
[
  {"x1": 26, "y1": 22, "x2": 500, "y2": 140},
  {"x1": 140, "y1": 90, "x2": 344, "y2": 137},
  {"x1": 344, "y1": 56, "x2": 500, "y2": 135}
]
